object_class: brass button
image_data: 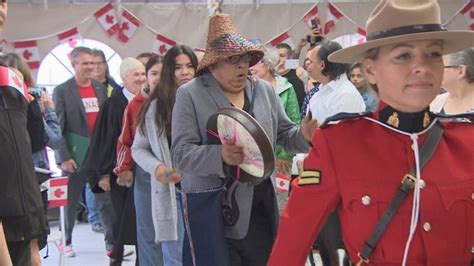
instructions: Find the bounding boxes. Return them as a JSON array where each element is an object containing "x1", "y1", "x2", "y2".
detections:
[
  {"x1": 418, "y1": 179, "x2": 426, "y2": 189},
  {"x1": 423, "y1": 222, "x2": 431, "y2": 232},
  {"x1": 471, "y1": 192, "x2": 474, "y2": 201},
  {"x1": 361, "y1": 195, "x2": 371, "y2": 206}
]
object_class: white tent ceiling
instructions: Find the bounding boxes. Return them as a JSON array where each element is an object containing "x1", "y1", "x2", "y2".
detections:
[{"x1": 2, "y1": 0, "x2": 471, "y2": 62}]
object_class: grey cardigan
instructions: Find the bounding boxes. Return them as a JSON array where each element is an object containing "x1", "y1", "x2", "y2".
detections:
[
  {"x1": 131, "y1": 100, "x2": 178, "y2": 242},
  {"x1": 171, "y1": 72, "x2": 309, "y2": 239}
]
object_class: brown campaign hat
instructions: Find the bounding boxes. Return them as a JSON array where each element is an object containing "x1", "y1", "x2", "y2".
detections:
[{"x1": 329, "y1": 0, "x2": 474, "y2": 63}]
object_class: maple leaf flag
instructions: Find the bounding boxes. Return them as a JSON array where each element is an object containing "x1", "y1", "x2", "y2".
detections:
[
  {"x1": 460, "y1": 1, "x2": 473, "y2": 31},
  {"x1": 152, "y1": 34, "x2": 176, "y2": 56},
  {"x1": 324, "y1": 3, "x2": 344, "y2": 35},
  {"x1": 118, "y1": 10, "x2": 140, "y2": 43},
  {"x1": 268, "y1": 32, "x2": 295, "y2": 50},
  {"x1": 49, "y1": 177, "x2": 68, "y2": 207},
  {"x1": 356, "y1": 27, "x2": 367, "y2": 44},
  {"x1": 303, "y1": 5, "x2": 321, "y2": 29},
  {"x1": 0, "y1": 66, "x2": 30, "y2": 102},
  {"x1": 58, "y1": 28, "x2": 82, "y2": 48},
  {"x1": 94, "y1": 3, "x2": 120, "y2": 35},
  {"x1": 14, "y1": 41, "x2": 41, "y2": 70},
  {"x1": 276, "y1": 173, "x2": 291, "y2": 192}
]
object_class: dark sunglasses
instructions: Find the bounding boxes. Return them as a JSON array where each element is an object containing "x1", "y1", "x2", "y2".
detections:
[{"x1": 227, "y1": 53, "x2": 252, "y2": 64}]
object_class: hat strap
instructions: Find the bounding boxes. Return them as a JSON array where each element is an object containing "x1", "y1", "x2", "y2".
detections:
[{"x1": 366, "y1": 24, "x2": 446, "y2": 41}]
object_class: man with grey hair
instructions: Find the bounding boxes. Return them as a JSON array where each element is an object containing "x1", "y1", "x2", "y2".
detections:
[
  {"x1": 53, "y1": 46, "x2": 107, "y2": 257},
  {"x1": 431, "y1": 48, "x2": 474, "y2": 115},
  {"x1": 82, "y1": 57, "x2": 145, "y2": 264}
]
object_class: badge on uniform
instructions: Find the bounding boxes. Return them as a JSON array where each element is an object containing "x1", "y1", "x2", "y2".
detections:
[{"x1": 298, "y1": 170, "x2": 321, "y2": 186}]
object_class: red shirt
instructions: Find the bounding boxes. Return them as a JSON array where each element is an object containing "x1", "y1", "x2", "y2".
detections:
[
  {"x1": 78, "y1": 83, "x2": 99, "y2": 137},
  {"x1": 114, "y1": 90, "x2": 147, "y2": 175},
  {"x1": 268, "y1": 118, "x2": 474, "y2": 265}
]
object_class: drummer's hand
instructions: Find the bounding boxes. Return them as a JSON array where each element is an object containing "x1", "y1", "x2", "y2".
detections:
[
  {"x1": 221, "y1": 143, "x2": 244, "y2": 166},
  {"x1": 300, "y1": 111, "x2": 319, "y2": 142},
  {"x1": 154, "y1": 165, "x2": 181, "y2": 184}
]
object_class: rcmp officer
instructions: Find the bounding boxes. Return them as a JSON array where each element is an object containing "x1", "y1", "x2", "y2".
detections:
[{"x1": 268, "y1": 0, "x2": 474, "y2": 265}]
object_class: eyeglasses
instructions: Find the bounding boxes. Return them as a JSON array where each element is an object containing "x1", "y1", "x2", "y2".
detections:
[
  {"x1": 226, "y1": 54, "x2": 252, "y2": 65},
  {"x1": 444, "y1": 65, "x2": 459, "y2": 69}
]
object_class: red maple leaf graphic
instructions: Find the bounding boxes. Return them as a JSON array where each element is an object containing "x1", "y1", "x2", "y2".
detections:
[
  {"x1": 54, "y1": 188, "x2": 65, "y2": 198},
  {"x1": 12, "y1": 74, "x2": 23, "y2": 88},
  {"x1": 279, "y1": 180, "x2": 285, "y2": 187},
  {"x1": 159, "y1": 44, "x2": 168, "y2": 55},
  {"x1": 105, "y1": 14, "x2": 115, "y2": 24},
  {"x1": 22, "y1": 49, "x2": 33, "y2": 60},
  {"x1": 68, "y1": 38, "x2": 77, "y2": 48},
  {"x1": 121, "y1": 22, "x2": 129, "y2": 31}
]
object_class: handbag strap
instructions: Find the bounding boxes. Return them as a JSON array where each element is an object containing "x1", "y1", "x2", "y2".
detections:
[{"x1": 356, "y1": 121, "x2": 444, "y2": 265}]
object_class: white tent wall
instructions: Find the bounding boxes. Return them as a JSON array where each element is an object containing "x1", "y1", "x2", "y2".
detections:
[{"x1": 2, "y1": 1, "x2": 471, "y2": 74}]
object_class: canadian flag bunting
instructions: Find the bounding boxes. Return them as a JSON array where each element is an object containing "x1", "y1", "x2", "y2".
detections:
[
  {"x1": 356, "y1": 27, "x2": 367, "y2": 44},
  {"x1": 460, "y1": 1, "x2": 474, "y2": 31},
  {"x1": 48, "y1": 177, "x2": 68, "y2": 207},
  {"x1": 303, "y1": 5, "x2": 321, "y2": 29},
  {"x1": 94, "y1": 3, "x2": 120, "y2": 36},
  {"x1": 14, "y1": 41, "x2": 41, "y2": 70},
  {"x1": 268, "y1": 32, "x2": 295, "y2": 50},
  {"x1": 57, "y1": 28, "x2": 82, "y2": 48},
  {"x1": 152, "y1": 34, "x2": 176, "y2": 56},
  {"x1": 119, "y1": 10, "x2": 140, "y2": 43},
  {"x1": 276, "y1": 173, "x2": 291, "y2": 192},
  {"x1": 0, "y1": 66, "x2": 30, "y2": 101},
  {"x1": 324, "y1": 3, "x2": 344, "y2": 35}
]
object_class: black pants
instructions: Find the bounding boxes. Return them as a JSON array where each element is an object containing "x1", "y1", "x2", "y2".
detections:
[
  {"x1": 227, "y1": 180, "x2": 275, "y2": 266},
  {"x1": 7, "y1": 240, "x2": 31, "y2": 266},
  {"x1": 316, "y1": 211, "x2": 345, "y2": 266}
]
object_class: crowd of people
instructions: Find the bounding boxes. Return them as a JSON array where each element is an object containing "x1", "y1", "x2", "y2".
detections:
[{"x1": 0, "y1": 0, "x2": 473, "y2": 265}]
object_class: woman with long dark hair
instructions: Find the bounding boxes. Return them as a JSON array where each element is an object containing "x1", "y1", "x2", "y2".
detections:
[{"x1": 132, "y1": 45, "x2": 198, "y2": 265}]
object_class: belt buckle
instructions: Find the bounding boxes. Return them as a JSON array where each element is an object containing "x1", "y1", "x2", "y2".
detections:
[
  {"x1": 356, "y1": 253, "x2": 369, "y2": 266},
  {"x1": 401, "y1": 174, "x2": 416, "y2": 187}
]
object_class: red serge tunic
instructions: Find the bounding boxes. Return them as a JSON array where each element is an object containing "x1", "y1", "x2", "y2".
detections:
[{"x1": 268, "y1": 105, "x2": 474, "y2": 266}]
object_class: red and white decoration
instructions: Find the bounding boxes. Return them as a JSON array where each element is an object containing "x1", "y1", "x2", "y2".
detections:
[
  {"x1": 152, "y1": 34, "x2": 176, "y2": 56},
  {"x1": 94, "y1": 3, "x2": 120, "y2": 36},
  {"x1": 119, "y1": 10, "x2": 140, "y2": 43},
  {"x1": 14, "y1": 41, "x2": 41, "y2": 70},
  {"x1": 303, "y1": 5, "x2": 321, "y2": 29},
  {"x1": 49, "y1": 177, "x2": 68, "y2": 207},
  {"x1": 268, "y1": 32, "x2": 295, "y2": 50},
  {"x1": 324, "y1": 3, "x2": 344, "y2": 35},
  {"x1": 460, "y1": 0, "x2": 473, "y2": 31},
  {"x1": 276, "y1": 173, "x2": 291, "y2": 192},
  {"x1": 57, "y1": 28, "x2": 82, "y2": 48},
  {"x1": 0, "y1": 66, "x2": 29, "y2": 101},
  {"x1": 356, "y1": 27, "x2": 367, "y2": 44}
]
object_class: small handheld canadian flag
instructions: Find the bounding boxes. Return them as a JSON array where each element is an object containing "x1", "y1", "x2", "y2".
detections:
[
  {"x1": 460, "y1": 1, "x2": 473, "y2": 31},
  {"x1": 268, "y1": 32, "x2": 295, "y2": 50},
  {"x1": 276, "y1": 173, "x2": 291, "y2": 192},
  {"x1": 324, "y1": 3, "x2": 344, "y2": 35},
  {"x1": 0, "y1": 66, "x2": 30, "y2": 102},
  {"x1": 49, "y1": 177, "x2": 68, "y2": 207},
  {"x1": 118, "y1": 10, "x2": 140, "y2": 43},
  {"x1": 152, "y1": 34, "x2": 176, "y2": 56},
  {"x1": 94, "y1": 3, "x2": 120, "y2": 36},
  {"x1": 13, "y1": 41, "x2": 41, "y2": 70},
  {"x1": 57, "y1": 28, "x2": 82, "y2": 48},
  {"x1": 303, "y1": 5, "x2": 321, "y2": 29}
]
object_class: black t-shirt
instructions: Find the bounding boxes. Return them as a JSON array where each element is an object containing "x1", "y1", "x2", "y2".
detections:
[{"x1": 282, "y1": 69, "x2": 305, "y2": 111}]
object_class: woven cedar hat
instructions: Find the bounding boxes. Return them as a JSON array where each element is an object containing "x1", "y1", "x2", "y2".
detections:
[
  {"x1": 329, "y1": 0, "x2": 474, "y2": 64},
  {"x1": 197, "y1": 14, "x2": 264, "y2": 75}
]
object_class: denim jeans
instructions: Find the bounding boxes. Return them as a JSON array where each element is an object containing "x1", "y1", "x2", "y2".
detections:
[
  {"x1": 134, "y1": 165, "x2": 164, "y2": 265},
  {"x1": 85, "y1": 183, "x2": 101, "y2": 226},
  {"x1": 161, "y1": 196, "x2": 184, "y2": 266}
]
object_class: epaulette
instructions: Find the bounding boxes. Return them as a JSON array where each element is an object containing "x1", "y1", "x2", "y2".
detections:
[
  {"x1": 320, "y1": 112, "x2": 372, "y2": 128},
  {"x1": 434, "y1": 112, "x2": 473, "y2": 123}
]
